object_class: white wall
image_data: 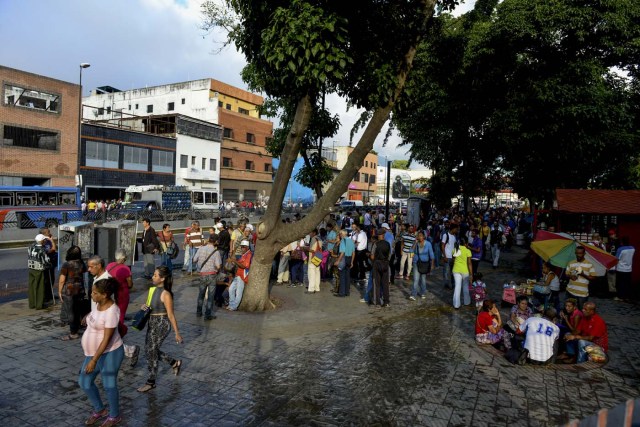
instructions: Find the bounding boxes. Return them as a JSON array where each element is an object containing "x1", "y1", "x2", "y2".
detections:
[{"x1": 175, "y1": 134, "x2": 220, "y2": 192}]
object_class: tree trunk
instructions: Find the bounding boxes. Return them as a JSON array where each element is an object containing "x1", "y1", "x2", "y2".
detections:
[{"x1": 240, "y1": 0, "x2": 437, "y2": 312}]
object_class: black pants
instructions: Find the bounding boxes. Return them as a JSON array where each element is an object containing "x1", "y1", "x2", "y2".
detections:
[
  {"x1": 372, "y1": 260, "x2": 390, "y2": 305},
  {"x1": 352, "y1": 249, "x2": 367, "y2": 281}
]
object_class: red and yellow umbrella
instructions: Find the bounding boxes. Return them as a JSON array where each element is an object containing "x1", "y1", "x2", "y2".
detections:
[{"x1": 531, "y1": 230, "x2": 618, "y2": 276}]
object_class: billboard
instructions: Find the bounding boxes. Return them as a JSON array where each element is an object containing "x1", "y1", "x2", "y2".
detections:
[{"x1": 391, "y1": 172, "x2": 411, "y2": 199}]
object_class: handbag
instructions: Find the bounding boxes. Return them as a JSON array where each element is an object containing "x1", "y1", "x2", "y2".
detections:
[
  {"x1": 162, "y1": 233, "x2": 180, "y2": 259},
  {"x1": 131, "y1": 287, "x2": 157, "y2": 331},
  {"x1": 291, "y1": 247, "x2": 303, "y2": 260},
  {"x1": 415, "y1": 246, "x2": 430, "y2": 274},
  {"x1": 310, "y1": 251, "x2": 323, "y2": 267}
]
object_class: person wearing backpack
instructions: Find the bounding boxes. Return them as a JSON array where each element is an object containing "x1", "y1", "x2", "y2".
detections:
[
  {"x1": 193, "y1": 235, "x2": 222, "y2": 320},
  {"x1": 441, "y1": 222, "x2": 458, "y2": 289}
]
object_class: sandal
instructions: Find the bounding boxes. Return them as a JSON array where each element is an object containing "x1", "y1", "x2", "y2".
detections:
[
  {"x1": 61, "y1": 334, "x2": 80, "y2": 341},
  {"x1": 85, "y1": 408, "x2": 108, "y2": 425},
  {"x1": 136, "y1": 383, "x2": 156, "y2": 393},
  {"x1": 100, "y1": 416, "x2": 122, "y2": 427},
  {"x1": 172, "y1": 360, "x2": 182, "y2": 376}
]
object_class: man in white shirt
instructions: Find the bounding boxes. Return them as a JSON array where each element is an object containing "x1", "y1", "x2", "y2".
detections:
[
  {"x1": 351, "y1": 223, "x2": 368, "y2": 284},
  {"x1": 522, "y1": 307, "x2": 560, "y2": 365},
  {"x1": 441, "y1": 222, "x2": 458, "y2": 289}
]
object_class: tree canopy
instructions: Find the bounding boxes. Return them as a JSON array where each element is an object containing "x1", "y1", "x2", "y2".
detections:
[{"x1": 393, "y1": 0, "x2": 640, "y2": 205}]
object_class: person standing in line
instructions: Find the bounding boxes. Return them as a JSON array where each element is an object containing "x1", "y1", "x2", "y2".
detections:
[
  {"x1": 469, "y1": 228, "x2": 483, "y2": 275},
  {"x1": 58, "y1": 246, "x2": 86, "y2": 340},
  {"x1": 193, "y1": 235, "x2": 222, "y2": 320},
  {"x1": 185, "y1": 221, "x2": 204, "y2": 274},
  {"x1": 410, "y1": 230, "x2": 434, "y2": 301},
  {"x1": 351, "y1": 223, "x2": 368, "y2": 285},
  {"x1": 441, "y1": 222, "x2": 458, "y2": 289},
  {"x1": 230, "y1": 221, "x2": 247, "y2": 260},
  {"x1": 399, "y1": 224, "x2": 417, "y2": 280},
  {"x1": 27, "y1": 234, "x2": 51, "y2": 310},
  {"x1": 371, "y1": 228, "x2": 392, "y2": 307},
  {"x1": 336, "y1": 230, "x2": 355, "y2": 298},
  {"x1": 217, "y1": 221, "x2": 231, "y2": 266},
  {"x1": 452, "y1": 237, "x2": 473, "y2": 309},
  {"x1": 137, "y1": 266, "x2": 183, "y2": 392},
  {"x1": 157, "y1": 223, "x2": 175, "y2": 271},
  {"x1": 479, "y1": 220, "x2": 490, "y2": 261},
  {"x1": 306, "y1": 229, "x2": 322, "y2": 294},
  {"x1": 489, "y1": 222, "x2": 504, "y2": 269},
  {"x1": 40, "y1": 227, "x2": 57, "y2": 304},
  {"x1": 615, "y1": 237, "x2": 635, "y2": 301},
  {"x1": 140, "y1": 219, "x2": 160, "y2": 280},
  {"x1": 78, "y1": 278, "x2": 124, "y2": 427}
]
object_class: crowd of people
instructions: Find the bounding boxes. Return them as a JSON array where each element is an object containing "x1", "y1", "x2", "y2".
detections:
[{"x1": 23, "y1": 203, "x2": 637, "y2": 424}]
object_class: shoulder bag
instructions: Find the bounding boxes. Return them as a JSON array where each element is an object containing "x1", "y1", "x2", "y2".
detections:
[
  {"x1": 131, "y1": 287, "x2": 158, "y2": 331},
  {"x1": 310, "y1": 239, "x2": 323, "y2": 267},
  {"x1": 415, "y1": 245, "x2": 430, "y2": 274}
]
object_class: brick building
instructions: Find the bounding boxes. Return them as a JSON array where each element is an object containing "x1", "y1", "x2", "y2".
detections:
[{"x1": 0, "y1": 65, "x2": 79, "y2": 187}]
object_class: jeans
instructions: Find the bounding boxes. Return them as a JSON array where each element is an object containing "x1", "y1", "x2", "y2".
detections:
[
  {"x1": 187, "y1": 247, "x2": 198, "y2": 273},
  {"x1": 566, "y1": 339, "x2": 596, "y2": 363},
  {"x1": 197, "y1": 275, "x2": 216, "y2": 317},
  {"x1": 363, "y1": 270, "x2": 373, "y2": 302},
  {"x1": 433, "y1": 244, "x2": 441, "y2": 267},
  {"x1": 277, "y1": 253, "x2": 290, "y2": 283},
  {"x1": 491, "y1": 245, "x2": 500, "y2": 267},
  {"x1": 453, "y1": 272, "x2": 470, "y2": 308},
  {"x1": 228, "y1": 276, "x2": 245, "y2": 310},
  {"x1": 290, "y1": 260, "x2": 304, "y2": 284},
  {"x1": 161, "y1": 252, "x2": 173, "y2": 270},
  {"x1": 442, "y1": 258, "x2": 453, "y2": 287},
  {"x1": 412, "y1": 269, "x2": 427, "y2": 298},
  {"x1": 339, "y1": 256, "x2": 352, "y2": 296},
  {"x1": 79, "y1": 345, "x2": 124, "y2": 418}
]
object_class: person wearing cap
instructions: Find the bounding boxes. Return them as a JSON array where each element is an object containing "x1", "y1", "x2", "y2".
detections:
[
  {"x1": 227, "y1": 240, "x2": 252, "y2": 311},
  {"x1": 28, "y1": 234, "x2": 52, "y2": 309},
  {"x1": 217, "y1": 221, "x2": 231, "y2": 266}
]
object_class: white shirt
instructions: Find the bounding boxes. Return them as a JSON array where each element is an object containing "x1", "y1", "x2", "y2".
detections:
[
  {"x1": 352, "y1": 230, "x2": 367, "y2": 251},
  {"x1": 442, "y1": 232, "x2": 457, "y2": 258},
  {"x1": 523, "y1": 317, "x2": 559, "y2": 362},
  {"x1": 617, "y1": 247, "x2": 635, "y2": 273}
]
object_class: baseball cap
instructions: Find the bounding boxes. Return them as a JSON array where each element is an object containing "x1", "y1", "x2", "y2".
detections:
[
  {"x1": 215, "y1": 222, "x2": 223, "y2": 229},
  {"x1": 240, "y1": 240, "x2": 250, "y2": 247},
  {"x1": 381, "y1": 223, "x2": 390, "y2": 229},
  {"x1": 246, "y1": 224, "x2": 254, "y2": 231},
  {"x1": 35, "y1": 234, "x2": 47, "y2": 242}
]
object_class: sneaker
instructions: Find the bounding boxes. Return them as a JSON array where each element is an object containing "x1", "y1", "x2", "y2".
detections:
[
  {"x1": 359, "y1": 298, "x2": 366, "y2": 303},
  {"x1": 409, "y1": 296, "x2": 416, "y2": 301},
  {"x1": 130, "y1": 345, "x2": 140, "y2": 368},
  {"x1": 421, "y1": 295, "x2": 426, "y2": 299}
]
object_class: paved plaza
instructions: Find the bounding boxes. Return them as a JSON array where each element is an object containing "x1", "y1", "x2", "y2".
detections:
[{"x1": 1, "y1": 247, "x2": 639, "y2": 426}]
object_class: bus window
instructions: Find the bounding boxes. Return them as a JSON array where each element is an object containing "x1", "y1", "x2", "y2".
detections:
[
  {"x1": 17, "y1": 192, "x2": 36, "y2": 206},
  {"x1": 0, "y1": 192, "x2": 14, "y2": 206},
  {"x1": 60, "y1": 192, "x2": 77, "y2": 206},
  {"x1": 192, "y1": 191, "x2": 204, "y2": 204},
  {"x1": 39, "y1": 193, "x2": 58, "y2": 206}
]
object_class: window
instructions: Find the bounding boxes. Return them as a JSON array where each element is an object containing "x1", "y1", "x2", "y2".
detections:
[
  {"x1": 2, "y1": 125, "x2": 59, "y2": 151},
  {"x1": 209, "y1": 159, "x2": 217, "y2": 171},
  {"x1": 106, "y1": 106, "x2": 111, "y2": 115},
  {"x1": 222, "y1": 157, "x2": 232, "y2": 167},
  {"x1": 245, "y1": 160, "x2": 254, "y2": 171},
  {"x1": 354, "y1": 172, "x2": 360, "y2": 182},
  {"x1": 244, "y1": 190, "x2": 257, "y2": 201},
  {"x1": 226, "y1": 103, "x2": 231, "y2": 110},
  {"x1": 128, "y1": 104, "x2": 131, "y2": 110},
  {"x1": 223, "y1": 188, "x2": 239, "y2": 202},
  {"x1": 246, "y1": 133, "x2": 255, "y2": 144},
  {"x1": 218, "y1": 101, "x2": 223, "y2": 108},
  {"x1": 147, "y1": 104, "x2": 153, "y2": 113},
  {"x1": 3, "y1": 84, "x2": 61, "y2": 113},
  {"x1": 86, "y1": 141, "x2": 119, "y2": 168},
  {"x1": 152, "y1": 151, "x2": 174, "y2": 173},
  {"x1": 366, "y1": 161, "x2": 369, "y2": 167},
  {"x1": 180, "y1": 154, "x2": 188, "y2": 168},
  {"x1": 264, "y1": 163, "x2": 271, "y2": 172},
  {"x1": 181, "y1": 98, "x2": 185, "y2": 105},
  {"x1": 238, "y1": 107, "x2": 249, "y2": 115},
  {"x1": 168, "y1": 102, "x2": 175, "y2": 111},
  {"x1": 363, "y1": 173, "x2": 369, "y2": 183},
  {"x1": 191, "y1": 156, "x2": 196, "y2": 166},
  {"x1": 223, "y1": 128, "x2": 233, "y2": 139},
  {"x1": 135, "y1": 104, "x2": 139, "y2": 109},
  {"x1": 202, "y1": 158, "x2": 206, "y2": 169},
  {"x1": 97, "y1": 107, "x2": 104, "y2": 115},
  {"x1": 123, "y1": 146, "x2": 148, "y2": 171},
  {"x1": 369, "y1": 174, "x2": 376, "y2": 184}
]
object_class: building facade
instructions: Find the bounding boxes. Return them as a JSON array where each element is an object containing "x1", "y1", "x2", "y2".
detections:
[
  {"x1": 334, "y1": 146, "x2": 378, "y2": 202},
  {"x1": 82, "y1": 78, "x2": 273, "y2": 203},
  {"x1": 0, "y1": 65, "x2": 79, "y2": 187}
]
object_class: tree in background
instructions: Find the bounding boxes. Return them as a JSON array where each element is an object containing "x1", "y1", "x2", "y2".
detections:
[
  {"x1": 394, "y1": 0, "x2": 640, "y2": 206},
  {"x1": 391, "y1": 160, "x2": 410, "y2": 170},
  {"x1": 202, "y1": 0, "x2": 446, "y2": 310}
]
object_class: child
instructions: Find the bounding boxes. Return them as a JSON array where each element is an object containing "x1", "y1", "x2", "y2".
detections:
[{"x1": 470, "y1": 272, "x2": 487, "y2": 313}]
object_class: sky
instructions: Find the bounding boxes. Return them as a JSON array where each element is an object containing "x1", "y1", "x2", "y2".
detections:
[{"x1": 0, "y1": 0, "x2": 475, "y2": 165}]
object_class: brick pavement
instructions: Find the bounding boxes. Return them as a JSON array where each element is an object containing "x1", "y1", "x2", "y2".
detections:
[{"x1": 0, "y1": 247, "x2": 639, "y2": 426}]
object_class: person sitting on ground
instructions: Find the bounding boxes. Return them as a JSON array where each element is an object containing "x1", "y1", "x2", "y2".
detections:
[
  {"x1": 521, "y1": 307, "x2": 560, "y2": 365},
  {"x1": 562, "y1": 302, "x2": 608, "y2": 364},
  {"x1": 475, "y1": 299, "x2": 507, "y2": 348},
  {"x1": 227, "y1": 240, "x2": 252, "y2": 311},
  {"x1": 505, "y1": 295, "x2": 533, "y2": 334}
]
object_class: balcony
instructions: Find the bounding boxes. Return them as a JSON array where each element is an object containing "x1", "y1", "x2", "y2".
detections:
[{"x1": 179, "y1": 168, "x2": 218, "y2": 182}]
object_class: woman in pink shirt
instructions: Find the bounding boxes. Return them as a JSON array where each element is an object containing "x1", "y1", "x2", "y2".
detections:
[{"x1": 79, "y1": 278, "x2": 124, "y2": 427}]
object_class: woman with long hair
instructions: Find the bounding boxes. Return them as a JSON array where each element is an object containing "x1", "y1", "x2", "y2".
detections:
[
  {"x1": 137, "y1": 265, "x2": 184, "y2": 392},
  {"x1": 58, "y1": 245, "x2": 86, "y2": 340},
  {"x1": 79, "y1": 278, "x2": 124, "y2": 426},
  {"x1": 452, "y1": 236, "x2": 473, "y2": 309}
]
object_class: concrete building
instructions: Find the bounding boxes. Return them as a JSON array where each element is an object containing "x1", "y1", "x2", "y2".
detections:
[
  {"x1": 0, "y1": 65, "x2": 79, "y2": 187},
  {"x1": 333, "y1": 146, "x2": 378, "y2": 203},
  {"x1": 82, "y1": 78, "x2": 273, "y2": 203}
]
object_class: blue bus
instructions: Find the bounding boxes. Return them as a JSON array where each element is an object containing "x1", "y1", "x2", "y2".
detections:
[{"x1": 0, "y1": 186, "x2": 82, "y2": 229}]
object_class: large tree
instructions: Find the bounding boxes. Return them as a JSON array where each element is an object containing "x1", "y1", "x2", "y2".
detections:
[
  {"x1": 394, "y1": 0, "x2": 640, "y2": 206},
  {"x1": 203, "y1": 0, "x2": 447, "y2": 310}
]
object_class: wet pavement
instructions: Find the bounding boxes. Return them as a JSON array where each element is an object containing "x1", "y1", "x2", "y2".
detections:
[{"x1": 1, "y1": 247, "x2": 640, "y2": 426}]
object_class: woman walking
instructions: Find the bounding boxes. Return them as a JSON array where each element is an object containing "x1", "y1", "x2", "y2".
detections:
[
  {"x1": 58, "y1": 245, "x2": 86, "y2": 340},
  {"x1": 137, "y1": 266, "x2": 184, "y2": 392},
  {"x1": 452, "y1": 236, "x2": 473, "y2": 309},
  {"x1": 79, "y1": 278, "x2": 124, "y2": 426}
]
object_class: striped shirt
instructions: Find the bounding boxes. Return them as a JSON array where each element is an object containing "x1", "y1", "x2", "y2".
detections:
[
  {"x1": 566, "y1": 259, "x2": 596, "y2": 297},
  {"x1": 523, "y1": 317, "x2": 559, "y2": 362},
  {"x1": 401, "y1": 232, "x2": 416, "y2": 253},
  {"x1": 187, "y1": 229, "x2": 204, "y2": 248}
]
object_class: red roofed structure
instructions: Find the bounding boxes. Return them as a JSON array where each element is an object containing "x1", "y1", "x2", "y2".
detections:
[{"x1": 556, "y1": 189, "x2": 640, "y2": 215}]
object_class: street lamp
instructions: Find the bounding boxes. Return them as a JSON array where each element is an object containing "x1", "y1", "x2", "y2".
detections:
[{"x1": 78, "y1": 63, "x2": 90, "y2": 195}]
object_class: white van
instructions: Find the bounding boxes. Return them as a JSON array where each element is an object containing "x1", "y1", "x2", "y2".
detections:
[{"x1": 339, "y1": 200, "x2": 364, "y2": 209}]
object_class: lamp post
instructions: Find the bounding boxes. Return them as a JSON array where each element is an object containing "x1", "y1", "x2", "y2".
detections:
[{"x1": 78, "y1": 63, "x2": 90, "y2": 195}]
